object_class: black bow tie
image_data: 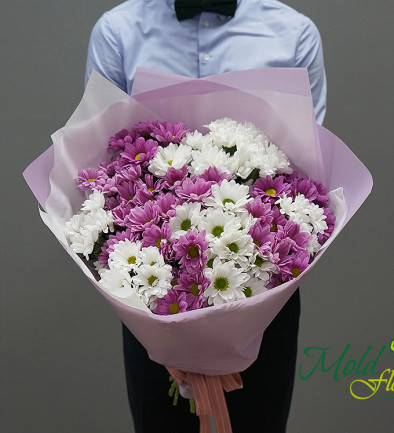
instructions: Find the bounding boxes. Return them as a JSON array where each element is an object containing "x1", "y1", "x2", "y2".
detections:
[{"x1": 174, "y1": 0, "x2": 237, "y2": 21}]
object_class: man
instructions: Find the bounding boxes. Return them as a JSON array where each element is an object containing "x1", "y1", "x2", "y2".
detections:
[{"x1": 85, "y1": 1, "x2": 327, "y2": 432}]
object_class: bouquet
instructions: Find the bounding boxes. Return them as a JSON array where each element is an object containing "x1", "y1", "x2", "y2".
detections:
[
  {"x1": 65, "y1": 116, "x2": 335, "y2": 316},
  {"x1": 23, "y1": 68, "x2": 372, "y2": 432}
]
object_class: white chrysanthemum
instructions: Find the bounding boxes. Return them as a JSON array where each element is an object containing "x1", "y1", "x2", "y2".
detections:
[
  {"x1": 238, "y1": 212, "x2": 258, "y2": 234},
  {"x1": 212, "y1": 231, "x2": 255, "y2": 269},
  {"x1": 306, "y1": 234, "x2": 321, "y2": 254},
  {"x1": 203, "y1": 179, "x2": 252, "y2": 213},
  {"x1": 255, "y1": 143, "x2": 292, "y2": 177},
  {"x1": 67, "y1": 227, "x2": 100, "y2": 259},
  {"x1": 249, "y1": 254, "x2": 278, "y2": 281},
  {"x1": 93, "y1": 260, "x2": 105, "y2": 272},
  {"x1": 83, "y1": 208, "x2": 114, "y2": 234},
  {"x1": 168, "y1": 202, "x2": 204, "y2": 239},
  {"x1": 182, "y1": 130, "x2": 213, "y2": 151},
  {"x1": 203, "y1": 261, "x2": 249, "y2": 306},
  {"x1": 64, "y1": 213, "x2": 85, "y2": 241},
  {"x1": 148, "y1": 142, "x2": 192, "y2": 177},
  {"x1": 206, "y1": 117, "x2": 239, "y2": 149},
  {"x1": 242, "y1": 277, "x2": 268, "y2": 298},
  {"x1": 189, "y1": 144, "x2": 236, "y2": 176},
  {"x1": 139, "y1": 246, "x2": 165, "y2": 267},
  {"x1": 81, "y1": 190, "x2": 105, "y2": 213},
  {"x1": 98, "y1": 268, "x2": 134, "y2": 298},
  {"x1": 132, "y1": 263, "x2": 172, "y2": 299},
  {"x1": 232, "y1": 141, "x2": 260, "y2": 179},
  {"x1": 108, "y1": 240, "x2": 142, "y2": 271},
  {"x1": 276, "y1": 193, "x2": 327, "y2": 236},
  {"x1": 198, "y1": 208, "x2": 241, "y2": 243}
]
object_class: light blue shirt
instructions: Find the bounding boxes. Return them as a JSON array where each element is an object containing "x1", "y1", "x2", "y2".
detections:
[{"x1": 85, "y1": 0, "x2": 327, "y2": 124}]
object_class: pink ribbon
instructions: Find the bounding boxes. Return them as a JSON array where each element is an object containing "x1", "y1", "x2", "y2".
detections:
[{"x1": 166, "y1": 367, "x2": 243, "y2": 433}]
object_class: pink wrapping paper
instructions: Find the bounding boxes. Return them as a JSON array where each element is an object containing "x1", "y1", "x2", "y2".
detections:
[{"x1": 23, "y1": 68, "x2": 372, "y2": 375}]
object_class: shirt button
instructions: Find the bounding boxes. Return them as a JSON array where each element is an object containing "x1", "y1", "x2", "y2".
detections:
[
  {"x1": 203, "y1": 54, "x2": 210, "y2": 61},
  {"x1": 204, "y1": 20, "x2": 210, "y2": 27}
]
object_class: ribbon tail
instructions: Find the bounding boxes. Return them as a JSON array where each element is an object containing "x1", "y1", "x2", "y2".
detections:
[{"x1": 205, "y1": 375, "x2": 232, "y2": 433}]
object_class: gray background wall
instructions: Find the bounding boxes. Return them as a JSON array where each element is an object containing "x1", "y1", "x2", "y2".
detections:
[{"x1": 2, "y1": 1, "x2": 393, "y2": 432}]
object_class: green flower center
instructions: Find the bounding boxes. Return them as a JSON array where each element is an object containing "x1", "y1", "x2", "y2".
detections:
[
  {"x1": 214, "y1": 277, "x2": 228, "y2": 291},
  {"x1": 127, "y1": 256, "x2": 136, "y2": 265},
  {"x1": 190, "y1": 283, "x2": 199, "y2": 296},
  {"x1": 207, "y1": 258, "x2": 214, "y2": 268},
  {"x1": 167, "y1": 160, "x2": 173, "y2": 166},
  {"x1": 244, "y1": 287, "x2": 253, "y2": 298},
  {"x1": 147, "y1": 275, "x2": 158, "y2": 286},
  {"x1": 270, "y1": 222, "x2": 277, "y2": 232},
  {"x1": 169, "y1": 303, "x2": 180, "y2": 314},
  {"x1": 254, "y1": 256, "x2": 263, "y2": 267},
  {"x1": 291, "y1": 267, "x2": 301, "y2": 278},
  {"x1": 128, "y1": 195, "x2": 134, "y2": 201},
  {"x1": 171, "y1": 278, "x2": 178, "y2": 286},
  {"x1": 265, "y1": 188, "x2": 277, "y2": 196},
  {"x1": 87, "y1": 178, "x2": 96, "y2": 183},
  {"x1": 227, "y1": 242, "x2": 239, "y2": 254},
  {"x1": 187, "y1": 245, "x2": 199, "y2": 258},
  {"x1": 180, "y1": 219, "x2": 192, "y2": 231},
  {"x1": 212, "y1": 225, "x2": 224, "y2": 237},
  {"x1": 254, "y1": 240, "x2": 260, "y2": 247},
  {"x1": 155, "y1": 237, "x2": 163, "y2": 248},
  {"x1": 222, "y1": 198, "x2": 235, "y2": 206},
  {"x1": 135, "y1": 152, "x2": 145, "y2": 161}
]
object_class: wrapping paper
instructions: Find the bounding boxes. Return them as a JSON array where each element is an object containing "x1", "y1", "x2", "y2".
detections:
[{"x1": 23, "y1": 68, "x2": 372, "y2": 375}]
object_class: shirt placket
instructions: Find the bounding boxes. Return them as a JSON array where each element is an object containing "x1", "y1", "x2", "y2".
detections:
[{"x1": 198, "y1": 12, "x2": 217, "y2": 77}]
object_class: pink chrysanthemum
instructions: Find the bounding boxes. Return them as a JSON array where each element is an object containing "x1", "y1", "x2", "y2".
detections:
[
  {"x1": 270, "y1": 206, "x2": 288, "y2": 233},
  {"x1": 251, "y1": 175, "x2": 292, "y2": 203},
  {"x1": 163, "y1": 165, "x2": 189, "y2": 189},
  {"x1": 76, "y1": 168, "x2": 108, "y2": 191},
  {"x1": 318, "y1": 207, "x2": 336, "y2": 243},
  {"x1": 142, "y1": 223, "x2": 172, "y2": 252},
  {"x1": 117, "y1": 180, "x2": 139, "y2": 204},
  {"x1": 111, "y1": 202, "x2": 134, "y2": 228},
  {"x1": 290, "y1": 175, "x2": 319, "y2": 202},
  {"x1": 125, "y1": 201, "x2": 161, "y2": 231},
  {"x1": 154, "y1": 290, "x2": 188, "y2": 315},
  {"x1": 176, "y1": 270, "x2": 211, "y2": 311},
  {"x1": 280, "y1": 250, "x2": 310, "y2": 282},
  {"x1": 246, "y1": 199, "x2": 273, "y2": 227},
  {"x1": 155, "y1": 193, "x2": 183, "y2": 220},
  {"x1": 175, "y1": 177, "x2": 212, "y2": 202},
  {"x1": 173, "y1": 230, "x2": 208, "y2": 271},
  {"x1": 151, "y1": 121, "x2": 189, "y2": 145},
  {"x1": 199, "y1": 166, "x2": 231, "y2": 185},
  {"x1": 108, "y1": 129, "x2": 132, "y2": 153},
  {"x1": 249, "y1": 224, "x2": 274, "y2": 255},
  {"x1": 121, "y1": 137, "x2": 158, "y2": 166},
  {"x1": 276, "y1": 220, "x2": 311, "y2": 253},
  {"x1": 130, "y1": 120, "x2": 159, "y2": 141}
]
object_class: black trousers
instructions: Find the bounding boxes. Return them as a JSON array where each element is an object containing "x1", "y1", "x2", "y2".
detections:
[{"x1": 122, "y1": 289, "x2": 300, "y2": 433}]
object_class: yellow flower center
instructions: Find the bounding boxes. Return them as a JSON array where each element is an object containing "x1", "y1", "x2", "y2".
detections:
[
  {"x1": 291, "y1": 267, "x2": 301, "y2": 278},
  {"x1": 135, "y1": 152, "x2": 146, "y2": 161},
  {"x1": 127, "y1": 256, "x2": 136, "y2": 265},
  {"x1": 169, "y1": 303, "x2": 180, "y2": 314},
  {"x1": 244, "y1": 287, "x2": 253, "y2": 298},
  {"x1": 214, "y1": 277, "x2": 228, "y2": 291},
  {"x1": 87, "y1": 178, "x2": 96, "y2": 183},
  {"x1": 187, "y1": 246, "x2": 199, "y2": 258},
  {"x1": 147, "y1": 275, "x2": 158, "y2": 286},
  {"x1": 270, "y1": 222, "x2": 277, "y2": 232},
  {"x1": 265, "y1": 188, "x2": 277, "y2": 196},
  {"x1": 155, "y1": 237, "x2": 163, "y2": 248},
  {"x1": 190, "y1": 283, "x2": 199, "y2": 296}
]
